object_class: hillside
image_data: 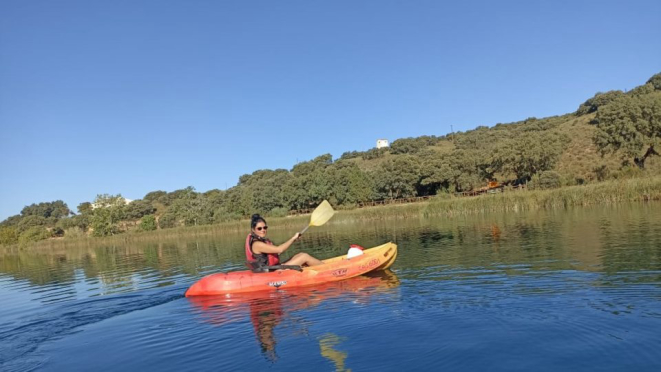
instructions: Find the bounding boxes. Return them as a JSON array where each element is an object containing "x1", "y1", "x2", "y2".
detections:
[{"x1": 1, "y1": 72, "x2": 660, "y2": 244}]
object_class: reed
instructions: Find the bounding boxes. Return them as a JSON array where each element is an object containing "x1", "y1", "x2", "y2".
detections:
[
  {"x1": 15, "y1": 176, "x2": 661, "y2": 250},
  {"x1": 422, "y1": 176, "x2": 661, "y2": 217}
]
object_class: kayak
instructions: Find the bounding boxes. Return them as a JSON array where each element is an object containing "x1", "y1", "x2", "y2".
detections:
[
  {"x1": 185, "y1": 242, "x2": 398, "y2": 296},
  {"x1": 188, "y1": 270, "x2": 400, "y2": 326}
]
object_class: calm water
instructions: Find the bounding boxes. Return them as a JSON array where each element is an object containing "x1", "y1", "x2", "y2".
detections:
[{"x1": 1, "y1": 204, "x2": 660, "y2": 371}]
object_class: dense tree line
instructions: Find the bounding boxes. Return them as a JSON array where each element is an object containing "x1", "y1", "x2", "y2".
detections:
[
  {"x1": 593, "y1": 91, "x2": 661, "y2": 168},
  {"x1": 1, "y1": 72, "x2": 659, "y2": 244}
]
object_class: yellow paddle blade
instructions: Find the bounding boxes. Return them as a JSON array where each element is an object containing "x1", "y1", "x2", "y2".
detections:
[{"x1": 309, "y1": 200, "x2": 335, "y2": 227}]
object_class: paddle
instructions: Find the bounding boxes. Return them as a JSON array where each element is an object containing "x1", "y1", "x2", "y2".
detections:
[{"x1": 300, "y1": 200, "x2": 335, "y2": 235}]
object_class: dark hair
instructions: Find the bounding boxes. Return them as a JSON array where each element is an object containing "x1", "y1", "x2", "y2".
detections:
[{"x1": 251, "y1": 214, "x2": 266, "y2": 229}]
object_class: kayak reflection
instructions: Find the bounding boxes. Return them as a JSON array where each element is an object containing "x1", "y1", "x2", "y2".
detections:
[{"x1": 188, "y1": 270, "x2": 400, "y2": 362}]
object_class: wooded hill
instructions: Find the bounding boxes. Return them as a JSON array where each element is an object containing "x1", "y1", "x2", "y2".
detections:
[{"x1": 1, "y1": 72, "x2": 660, "y2": 244}]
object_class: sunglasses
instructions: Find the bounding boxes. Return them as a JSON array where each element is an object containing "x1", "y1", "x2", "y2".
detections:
[{"x1": 256, "y1": 226, "x2": 268, "y2": 231}]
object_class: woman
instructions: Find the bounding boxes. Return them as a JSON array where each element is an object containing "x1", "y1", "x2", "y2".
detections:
[{"x1": 246, "y1": 214, "x2": 323, "y2": 270}]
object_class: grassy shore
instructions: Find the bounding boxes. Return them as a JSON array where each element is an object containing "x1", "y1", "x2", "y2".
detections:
[
  {"x1": 10, "y1": 176, "x2": 661, "y2": 251},
  {"x1": 422, "y1": 176, "x2": 661, "y2": 217}
]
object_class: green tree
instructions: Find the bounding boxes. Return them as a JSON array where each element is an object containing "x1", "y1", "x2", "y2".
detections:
[
  {"x1": 90, "y1": 208, "x2": 121, "y2": 236},
  {"x1": 576, "y1": 90, "x2": 625, "y2": 116},
  {"x1": 329, "y1": 162, "x2": 374, "y2": 204},
  {"x1": 420, "y1": 151, "x2": 462, "y2": 193},
  {"x1": 156, "y1": 188, "x2": 192, "y2": 206},
  {"x1": 495, "y1": 131, "x2": 565, "y2": 182},
  {"x1": 124, "y1": 199, "x2": 156, "y2": 220},
  {"x1": 537, "y1": 171, "x2": 562, "y2": 189},
  {"x1": 139, "y1": 215, "x2": 157, "y2": 231},
  {"x1": 237, "y1": 169, "x2": 290, "y2": 213},
  {"x1": 0, "y1": 215, "x2": 22, "y2": 227},
  {"x1": 56, "y1": 215, "x2": 89, "y2": 232},
  {"x1": 372, "y1": 155, "x2": 421, "y2": 199},
  {"x1": 361, "y1": 147, "x2": 388, "y2": 160},
  {"x1": 90, "y1": 194, "x2": 126, "y2": 236},
  {"x1": 594, "y1": 92, "x2": 661, "y2": 168},
  {"x1": 158, "y1": 213, "x2": 177, "y2": 229},
  {"x1": 290, "y1": 154, "x2": 333, "y2": 177},
  {"x1": 21, "y1": 200, "x2": 71, "y2": 219},
  {"x1": 203, "y1": 189, "x2": 239, "y2": 222},
  {"x1": 18, "y1": 226, "x2": 50, "y2": 245},
  {"x1": 92, "y1": 194, "x2": 127, "y2": 208},
  {"x1": 0, "y1": 227, "x2": 18, "y2": 245},
  {"x1": 646, "y1": 72, "x2": 661, "y2": 91},
  {"x1": 340, "y1": 150, "x2": 362, "y2": 160},
  {"x1": 77, "y1": 202, "x2": 93, "y2": 215},
  {"x1": 284, "y1": 155, "x2": 335, "y2": 209},
  {"x1": 143, "y1": 190, "x2": 167, "y2": 202},
  {"x1": 166, "y1": 187, "x2": 214, "y2": 226},
  {"x1": 203, "y1": 189, "x2": 224, "y2": 199},
  {"x1": 390, "y1": 136, "x2": 442, "y2": 154},
  {"x1": 16, "y1": 215, "x2": 48, "y2": 233}
]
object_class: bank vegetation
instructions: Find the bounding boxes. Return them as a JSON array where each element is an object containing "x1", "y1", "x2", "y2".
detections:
[{"x1": 2, "y1": 73, "x2": 660, "y2": 247}]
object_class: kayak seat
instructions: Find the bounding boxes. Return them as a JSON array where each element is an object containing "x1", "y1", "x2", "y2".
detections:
[{"x1": 246, "y1": 261, "x2": 303, "y2": 273}]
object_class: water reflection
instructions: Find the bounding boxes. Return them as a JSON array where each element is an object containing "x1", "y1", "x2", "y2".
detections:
[
  {"x1": 1, "y1": 204, "x2": 660, "y2": 301},
  {"x1": 1, "y1": 204, "x2": 661, "y2": 371},
  {"x1": 189, "y1": 271, "x2": 400, "y2": 363},
  {"x1": 319, "y1": 333, "x2": 350, "y2": 372}
]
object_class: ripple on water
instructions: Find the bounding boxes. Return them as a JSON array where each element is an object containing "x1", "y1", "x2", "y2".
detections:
[
  {"x1": 2, "y1": 204, "x2": 661, "y2": 371},
  {"x1": 0, "y1": 286, "x2": 185, "y2": 370}
]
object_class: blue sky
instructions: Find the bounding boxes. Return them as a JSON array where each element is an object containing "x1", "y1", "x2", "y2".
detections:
[{"x1": 1, "y1": 0, "x2": 660, "y2": 220}]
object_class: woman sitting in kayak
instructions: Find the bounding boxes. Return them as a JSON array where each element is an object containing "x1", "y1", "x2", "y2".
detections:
[{"x1": 247, "y1": 214, "x2": 323, "y2": 269}]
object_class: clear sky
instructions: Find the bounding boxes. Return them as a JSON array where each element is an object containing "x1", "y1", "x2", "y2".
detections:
[{"x1": 1, "y1": 0, "x2": 660, "y2": 220}]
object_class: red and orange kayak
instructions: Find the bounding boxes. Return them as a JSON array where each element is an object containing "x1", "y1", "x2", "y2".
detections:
[{"x1": 185, "y1": 242, "x2": 398, "y2": 296}]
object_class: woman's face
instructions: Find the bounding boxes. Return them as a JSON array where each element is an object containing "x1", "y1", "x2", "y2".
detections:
[{"x1": 253, "y1": 221, "x2": 268, "y2": 238}]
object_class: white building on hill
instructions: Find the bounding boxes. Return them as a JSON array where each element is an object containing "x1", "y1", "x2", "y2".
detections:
[{"x1": 376, "y1": 139, "x2": 389, "y2": 149}]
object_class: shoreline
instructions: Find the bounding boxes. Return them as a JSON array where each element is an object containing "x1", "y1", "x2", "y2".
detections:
[{"x1": 7, "y1": 176, "x2": 661, "y2": 250}]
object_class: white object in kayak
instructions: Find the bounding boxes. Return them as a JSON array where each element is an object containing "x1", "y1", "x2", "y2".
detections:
[{"x1": 347, "y1": 244, "x2": 365, "y2": 259}]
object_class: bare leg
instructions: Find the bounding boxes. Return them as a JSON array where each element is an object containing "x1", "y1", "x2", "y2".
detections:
[{"x1": 285, "y1": 252, "x2": 323, "y2": 267}]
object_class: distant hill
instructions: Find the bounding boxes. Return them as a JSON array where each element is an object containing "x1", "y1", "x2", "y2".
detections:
[
  {"x1": 342, "y1": 73, "x2": 661, "y2": 187},
  {"x1": 2, "y1": 72, "x2": 660, "y2": 244}
]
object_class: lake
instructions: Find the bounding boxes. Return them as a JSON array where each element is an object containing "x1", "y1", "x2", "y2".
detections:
[{"x1": 1, "y1": 203, "x2": 660, "y2": 371}]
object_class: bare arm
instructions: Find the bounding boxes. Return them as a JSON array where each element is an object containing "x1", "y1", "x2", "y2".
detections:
[{"x1": 253, "y1": 233, "x2": 301, "y2": 255}]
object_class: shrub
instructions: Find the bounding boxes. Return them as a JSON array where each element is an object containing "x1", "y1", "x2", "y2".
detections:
[
  {"x1": 538, "y1": 171, "x2": 562, "y2": 189},
  {"x1": 615, "y1": 166, "x2": 644, "y2": 179},
  {"x1": 90, "y1": 207, "x2": 121, "y2": 237},
  {"x1": 434, "y1": 192, "x2": 453, "y2": 200},
  {"x1": 646, "y1": 72, "x2": 661, "y2": 91},
  {"x1": 576, "y1": 90, "x2": 625, "y2": 116},
  {"x1": 16, "y1": 215, "x2": 48, "y2": 233},
  {"x1": 593, "y1": 165, "x2": 610, "y2": 181},
  {"x1": 140, "y1": 215, "x2": 157, "y2": 231},
  {"x1": 268, "y1": 207, "x2": 289, "y2": 218},
  {"x1": 0, "y1": 226, "x2": 18, "y2": 245},
  {"x1": 124, "y1": 200, "x2": 156, "y2": 220},
  {"x1": 362, "y1": 148, "x2": 389, "y2": 160},
  {"x1": 51, "y1": 226, "x2": 65, "y2": 237},
  {"x1": 158, "y1": 213, "x2": 177, "y2": 229},
  {"x1": 213, "y1": 211, "x2": 243, "y2": 223},
  {"x1": 64, "y1": 227, "x2": 87, "y2": 239},
  {"x1": 18, "y1": 226, "x2": 50, "y2": 245}
]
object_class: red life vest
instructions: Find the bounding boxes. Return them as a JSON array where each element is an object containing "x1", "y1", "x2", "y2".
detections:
[{"x1": 245, "y1": 234, "x2": 280, "y2": 267}]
